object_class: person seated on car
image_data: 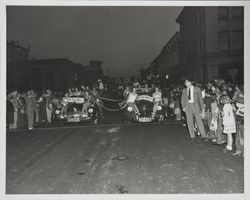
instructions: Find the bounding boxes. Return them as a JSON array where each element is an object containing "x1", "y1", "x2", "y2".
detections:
[
  {"x1": 82, "y1": 90, "x2": 92, "y2": 117},
  {"x1": 74, "y1": 87, "x2": 81, "y2": 96},
  {"x1": 142, "y1": 83, "x2": 150, "y2": 93},
  {"x1": 137, "y1": 84, "x2": 143, "y2": 94},
  {"x1": 68, "y1": 88, "x2": 74, "y2": 97},
  {"x1": 152, "y1": 86, "x2": 162, "y2": 118},
  {"x1": 126, "y1": 87, "x2": 140, "y2": 115},
  {"x1": 119, "y1": 85, "x2": 130, "y2": 107}
]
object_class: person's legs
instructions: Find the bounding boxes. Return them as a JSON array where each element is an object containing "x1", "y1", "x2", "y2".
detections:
[
  {"x1": 234, "y1": 121, "x2": 244, "y2": 155},
  {"x1": 152, "y1": 102, "x2": 158, "y2": 117},
  {"x1": 35, "y1": 109, "x2": 39, "y2": 123},
  {"x1": 193, "y1": 108, "x2": 206, "y2": 138},
  {"x1": 216, "y1": 114, "x2": 226, "y2": 144},
  {"x1": 27, "y1": 109, "x2": 34, "y2": 129},
  {"x1": 225, "y1": 132, "x2": 233, "y2": 150},
  {"x1": 13, "y1": 108, "x2": 18, "y2": 129},
  {"x1": 82, "y1": 104, "x2": 88, "y2": 116},
  {"x1": 132, "y1": 103, "x2": 139, "y2": 114},
  {"x1": 46, "y1": 106, "x2": 52, "y2": 122},
  {"x1": 211, "y1": 130, "x2": 216, "y2": 142},
  {"x1": 234, "y1": 131, "x2": 241, "y2": 155},
  {"x1": 185, "y1": 104, "x2": 195, "y2": 138}
]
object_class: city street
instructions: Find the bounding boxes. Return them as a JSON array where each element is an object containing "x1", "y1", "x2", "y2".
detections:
[
  {"x1": 6, "y1": 121, "x2": 244, "y2": 194},
  {"x1": 4, "y1": 4, "x2": 245, "y2": 197}
]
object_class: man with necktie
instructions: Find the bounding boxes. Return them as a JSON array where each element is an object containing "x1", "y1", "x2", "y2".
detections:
[{"x1": 181, "y1": 78, "x2": 207, "y2": 140}]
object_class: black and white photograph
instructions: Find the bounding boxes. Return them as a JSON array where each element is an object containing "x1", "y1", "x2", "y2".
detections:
[{"x1": 1, "y1": 0, "x2": 249, "y2": 199}]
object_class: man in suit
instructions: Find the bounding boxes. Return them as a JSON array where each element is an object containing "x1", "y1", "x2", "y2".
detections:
[{"x1": 181, "y1": 78, "x2": 207, "y2": 140}]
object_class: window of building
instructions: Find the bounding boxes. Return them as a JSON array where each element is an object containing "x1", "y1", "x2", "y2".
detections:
[
  {"x1": 233, "y1": 30, "x2": 243, "y2": 50},
  {"x1": 218, "y1": 7, "x2": 229, "y2": 20},
  {"x1": 232, "y1": 7, "x2": 243, "y2": 19},
  {"x1": 219, "y1": 31, "x2": 230, "y2": 51}
]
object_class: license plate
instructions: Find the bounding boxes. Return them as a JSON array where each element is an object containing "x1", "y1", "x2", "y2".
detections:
[
  {"x1": 67, "y1": 118, "x2": 80, "y2": 122},
  {"x1": 138, "y1": 117, "x2": 151, "y2": 122}
]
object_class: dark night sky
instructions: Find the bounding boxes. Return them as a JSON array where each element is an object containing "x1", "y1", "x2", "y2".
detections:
[{"x1": 7, "y1": 6, "x2": 182, "y2": 77}]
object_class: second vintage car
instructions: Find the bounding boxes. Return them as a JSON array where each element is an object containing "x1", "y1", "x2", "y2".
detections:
[{"x1": 124, "y1": 93, "x2": 164, "y2": 124}]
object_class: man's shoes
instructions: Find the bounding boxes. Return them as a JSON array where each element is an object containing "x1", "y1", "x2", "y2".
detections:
[
  {"x1": 232, "y1": 151, "x2": 241, "y2": 156},
  {"x1": 190, "y1": 137, "x2": 197, "y2": 142}
]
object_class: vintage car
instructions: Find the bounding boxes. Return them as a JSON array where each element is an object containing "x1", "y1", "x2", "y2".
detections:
[
  {"x1": 124, "y1": 93, "x2": 165, "y2": 123},
  {"x1": 55, "y1": 96, "x2": 100, "y2": 125}
]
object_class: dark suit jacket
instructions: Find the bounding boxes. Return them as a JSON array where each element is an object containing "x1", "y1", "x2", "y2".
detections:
[{"x1": 181, "y1": 86, "x2": 204, "y2": 113}]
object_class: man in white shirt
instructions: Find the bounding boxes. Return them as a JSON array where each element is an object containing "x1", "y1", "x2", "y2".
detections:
[{"x1": 181, "y1": 78, "x2": 207, "y2": 140}]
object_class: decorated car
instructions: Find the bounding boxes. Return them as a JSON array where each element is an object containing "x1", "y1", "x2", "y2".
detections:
[
  {"x1": 55, "y1": 96, "x2": 100, "y2": 125},
  {"x1": 124, "y1": 93, "x2": 164, "y2": 123}
]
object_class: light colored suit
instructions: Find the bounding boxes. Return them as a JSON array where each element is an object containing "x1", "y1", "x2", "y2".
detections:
[{"x1": 181, "y1": 86, "x2": 206, "y2": 138}]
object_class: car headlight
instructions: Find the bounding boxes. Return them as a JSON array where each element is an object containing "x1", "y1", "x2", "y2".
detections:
[
  {"x1": 127, "y1": 106, "x2": 133, "y2": 112},
  {"x1": 88, "y1": 108, "x2": 94, "y2": 113},
  {"x1": 157, "y1": 106, "x2": 162, "y2": 111},
  {"x1": 55, "y1": 110, "x2": 60, "y2": 115}
]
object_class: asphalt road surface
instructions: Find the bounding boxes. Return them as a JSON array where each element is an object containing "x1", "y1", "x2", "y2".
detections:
[{"x1": 6, "y1": 122, "x2": 244, "y2": 194}]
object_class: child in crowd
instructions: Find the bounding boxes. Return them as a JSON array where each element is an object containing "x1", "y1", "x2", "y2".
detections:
[
  {"x1": 210, "y1": 94, "x2": 219, "y2": 143},
  {"x1": 174, "y1": 99, "x2": 181, "y2": 120},
  {"x1": 220, "y1": 94, "x2": 236, "y2": 152}
]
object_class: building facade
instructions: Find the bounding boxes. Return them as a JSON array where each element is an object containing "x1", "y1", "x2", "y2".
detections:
[
  {"x1": 7, "y1": 40, "x2": 104, "y2": 91},
  {"x1": 151, "y1": 32, "x2": 180, "y2": 76},
  {"x1": 175, "y1": 6, "x2": 243, "y2": 82},
  {"x1": 7, "y1": 40, "x2": 30, "y2": 62},
  {"x1": 7, "y1": 58, "x2": 82, "y2": 91}
]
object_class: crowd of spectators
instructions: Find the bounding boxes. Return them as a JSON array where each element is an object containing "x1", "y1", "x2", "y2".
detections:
[
  {"x1": 117, "y1": 78, "x2": 244, "y2": 157},
  {"x1": 6, "y1": 79, "x2": 105, "y2": 130},
  {"x1": 6, "y1": 77, "x2": 244, "y2": 156}
]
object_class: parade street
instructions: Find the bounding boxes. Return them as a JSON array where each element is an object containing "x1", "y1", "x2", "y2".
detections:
[{"x1": 6, "y1": 122, "x2": 243, "y2": 194}]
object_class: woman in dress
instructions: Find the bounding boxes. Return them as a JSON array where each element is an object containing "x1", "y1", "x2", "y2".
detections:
[{"x1": 220, "y1": 94, "x2": 236, "y2": 152}]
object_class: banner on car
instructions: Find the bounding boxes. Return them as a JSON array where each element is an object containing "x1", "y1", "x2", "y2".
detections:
[{"x1": 137, "y1": 95, "x2": 153, "y2": 102}]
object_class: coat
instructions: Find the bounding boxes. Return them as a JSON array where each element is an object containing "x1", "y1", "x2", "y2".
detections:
[{"x1": 181, "y1": 86, "x2": 204, "y2": 114}]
